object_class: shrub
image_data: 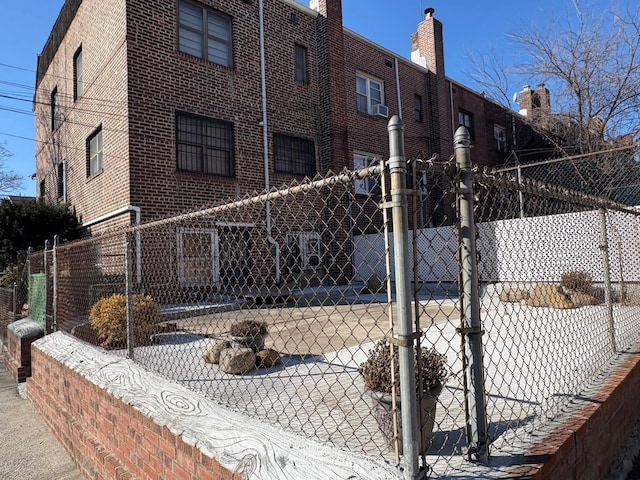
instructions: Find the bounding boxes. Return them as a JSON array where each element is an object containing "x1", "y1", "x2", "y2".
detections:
[
  {"x1": 229, "y1": 319, "x2": 268, "y2": 337},
  {"x1": 360, "y1": 339, "x2": 448, "y2": 394},
  {"x1": 89, "y1": 294, "x2": 160, "y2": 348},
  {"x1": 560, "y1": 270, "x2": 593, "y2": 294}
]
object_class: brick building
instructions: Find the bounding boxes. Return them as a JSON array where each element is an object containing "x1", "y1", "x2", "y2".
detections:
[{"x1": 34, "y1": 0, "x2": 546, "y2": 293}]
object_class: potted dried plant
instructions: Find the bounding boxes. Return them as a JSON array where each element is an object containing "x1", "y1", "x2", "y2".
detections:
[
  {"x1": 360, "y1": 339, "x2": 448, "y2": 454},
  {"x1": 228, "y1": 319, "x2": 268, "y2": 352}
]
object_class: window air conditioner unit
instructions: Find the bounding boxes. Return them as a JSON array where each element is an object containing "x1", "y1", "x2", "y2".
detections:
[{"x1": 372, "y1": 104, "x2": 389, "y2": 118}]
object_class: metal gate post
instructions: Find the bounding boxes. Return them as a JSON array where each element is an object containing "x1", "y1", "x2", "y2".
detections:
[
  {"x1": 455, "y1": 126, "x2": 489, "y2": 463},
  {"x1": 53, "y1": 235, "x2": 59, "y2": 332},
  {"x1": 599, "y1": 209, "x2": 617, "y2": 352},
  {"x1": 44, "y1": 239, "x2": 50, "y2": 333},
  {"x1": 387, "y1": 116, "x2": 420, "y2": 479},
  {"x1": 125, "y1": 235, "x2": 135, "y2": 360}
]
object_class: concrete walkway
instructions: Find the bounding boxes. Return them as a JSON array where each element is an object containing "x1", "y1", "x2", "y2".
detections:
[{"x1": 0, "y1": 349, "x2": 84, "y2": 480}]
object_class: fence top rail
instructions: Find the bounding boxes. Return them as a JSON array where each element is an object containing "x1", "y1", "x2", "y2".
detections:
[
  {"x1": 476, "y1": 169, "x2": 640, "y2": 216},
  {"x1": 492, "y1": 145, "x2": 636, "y2": 173},
  {"x1": 50, "y1": 164, "x2": 384, "y2": 254}
]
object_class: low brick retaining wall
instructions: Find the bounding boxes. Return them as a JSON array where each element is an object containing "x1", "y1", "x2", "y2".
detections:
[
  {"x1": 511, "y1": 345, "x2": 640, "y2": 480},
  {"x1": 4, "y1": 318, "x2": 44, "y2": 383},
  {"x1": 27, "y1": 332, "x2": 400, "y2": 480}
]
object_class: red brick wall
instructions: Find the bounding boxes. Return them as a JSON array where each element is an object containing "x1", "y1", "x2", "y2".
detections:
[{"x1": 27, "y1": 345, "x2": 242, "y2": 480}]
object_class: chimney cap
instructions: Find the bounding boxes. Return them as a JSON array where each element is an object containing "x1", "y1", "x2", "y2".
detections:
[{"x1": 425, "y1": 7, "x2": 435, "y2": 18}]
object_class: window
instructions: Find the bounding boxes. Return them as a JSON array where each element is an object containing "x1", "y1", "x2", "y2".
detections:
[
  {"x1": 458, "y1": 109, "x2": 474, "y2": 139},
  {"x1": 295, "y1": 44, "x2": 308, "y2": 84},
  {"x1": 39, "y1": 180, "x2": 46, "y2": 199},
  {"x1": 354, "y1": 153, "x2": 379, "y2": 195},
  {"x1": 273, "y1": 134, "x2": 316, "y2": 177},
  {"x1": 286, "y1": 232, "x2": 322, "y2": 272},
  {"x1": 177, "y1": 228, "x2": 219, "y2": 286},
  {"x1": 176, "y1": 112, "x2": 234, "y2": 177},
  {"x1": 87, "y1": 127, "x2": 103, "y2": 176},
  {"x1": 356, "y1": 73, "x2": 384, "y2": 114},
  {"x1": 414, "y1": 94, "x2": 423, "y2": 122},
  {"x1": 73, "y1": 47, "x2": 83, "y2": 101},
  {"x1": 51, "y1": 88, "x2": 60, "y2": 131},
  {"x1": 494, "y1": 124, "x2": 507, "y2": 152},
  {"x1": 178, "y1": 0, "x2": 232, "y2": 67},
  {"x1": 57, "y1": 162, "x2": 66, "y2": 199}
]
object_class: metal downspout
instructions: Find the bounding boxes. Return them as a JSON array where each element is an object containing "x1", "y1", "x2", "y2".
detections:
[{"x1": 259, "y1": 0, "x2": 281, "y2": 284}]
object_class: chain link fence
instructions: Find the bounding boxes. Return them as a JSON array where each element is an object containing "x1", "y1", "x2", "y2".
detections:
[{"x1": 23, "y1": 130, "x2": 640, "y2": 477}]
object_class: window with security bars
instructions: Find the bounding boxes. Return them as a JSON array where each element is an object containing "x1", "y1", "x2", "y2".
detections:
[
  {"x1": 176, "y1": 112, "x2": 235, "y2": 177},
  {"x1": 353, "y1": 153, "x2": 379, "y2": 195},
  {"x1": 178, "y1": 0, "x2": 232, "y2": 67},
  {"x1": 273, "y1": 134, "x2": 316, "y2": 177}
]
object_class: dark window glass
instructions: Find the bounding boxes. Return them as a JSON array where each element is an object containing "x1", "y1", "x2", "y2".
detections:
[
  {"x1": 274, "y1": 134, "x2": 316, "y2": 177},
  {"x1": 178, "y1": 0, "x2": 232, "y2": 67},
  {"x1": 73, "y1": 47, "x2": 83, "y2": 101},
  {"x1": 176, "y1": 112, "x2": 235, "y2": 177},
  {"x1": 295, "y1": 44, "x2": 307, "y2": 83}
]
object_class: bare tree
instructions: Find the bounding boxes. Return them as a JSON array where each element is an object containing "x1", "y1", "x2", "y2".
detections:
[
  {"x1": 0, "y1": 143, "x2": 23, "y2": 195},
  {"x1": 469, "y1": 1, "x2": 640, "y2": 154}
]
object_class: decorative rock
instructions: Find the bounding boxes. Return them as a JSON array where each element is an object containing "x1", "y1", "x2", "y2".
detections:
[
  {"x1": 219, "y1": 348, "x2": 255, "y2": 375},
  {"x1": 256, "y1": 349, "x2": 281, "y2": 368},
  {"x1": 499, "y1": 288, "x2": 529, "y2": 303},
  {"x1": 568, "y1": 292, "x2": 599, "y2": 307},
  {"x1": 526, "y1": 284, "x2": 574, "y2": 309},
  {"x1": 202, "y1": 339, "x2": 231, "y2": 364}
]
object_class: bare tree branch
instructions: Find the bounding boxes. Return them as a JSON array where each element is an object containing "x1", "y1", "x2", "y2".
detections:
[{"x1": 0, "y1": 143, "x2": 24, "y2": 195}]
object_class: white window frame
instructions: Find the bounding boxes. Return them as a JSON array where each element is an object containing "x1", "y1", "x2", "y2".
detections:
[
  {"x1": 298, "y1": 232, "x2": 321, "y2": 270},
  {"x1": 354, "y1": 152, "x2": 379, "y2": 195},
  {"x1": 177, "y1": 228, "x2": 220, "y2": 286},
  {"x1": 494, "y1": 124, "x2": 507, "y2": 152},
  {"x1": 87, "y1": 128, "x2": 103, "y2": 177},
  {"x1": 356, "y1": 73, "x2": 384, "y2": 114}
]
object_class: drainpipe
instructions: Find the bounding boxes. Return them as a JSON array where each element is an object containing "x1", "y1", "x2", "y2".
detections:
[
  {"x1": 259, "y1": 0, "x2": 281, "y2": 284},
  {"x1": 82, "y1": 205, "x2": 142, "y2": 283},
  {"x1": 394, "y1": 58, "x2": 402, "y2": 120}
]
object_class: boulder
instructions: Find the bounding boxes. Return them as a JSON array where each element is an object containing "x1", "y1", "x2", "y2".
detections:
[
  {"x1": 219, "y1": 348, "x2": 255, "y2": 375},
  {"x1": 499, "y1": 288, "x2": 529, "y2": 303},
  {"x1": 256, "y1": 349, "x2": 281, "y2": 368},
  {"x1": 202, "y1": 339, "x2": 231, "y2": 364}
]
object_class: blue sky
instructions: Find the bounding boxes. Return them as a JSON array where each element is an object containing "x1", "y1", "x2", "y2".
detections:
[{"x1": 0, "y1": 0, "x2": 618, "y2": 196}]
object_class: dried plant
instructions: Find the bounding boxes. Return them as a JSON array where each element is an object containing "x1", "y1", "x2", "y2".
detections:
[
  {"x1": 360, "y1": 339, "x2": 448, "y2": 394},
  {"x1": 229, "y1": 319, "x2": 268, "y2": 337},
  {"x1": 560, "y1": 270, "x2": 593, "y2": 294},
  {"x1": 89, "y1": 294, "x2": 160, "y2": 348}
]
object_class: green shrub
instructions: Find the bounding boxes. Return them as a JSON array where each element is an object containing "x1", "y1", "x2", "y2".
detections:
[
  {"x1": 560, "y1": 270, "x2": 593, "y2": 294},
  {"x1": 89, "y1": 294, "x2": 160, "y2": 348}
]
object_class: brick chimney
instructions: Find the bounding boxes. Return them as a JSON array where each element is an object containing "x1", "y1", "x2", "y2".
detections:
[
  {"x1": 518, "y1": 84, "x2": 552, "y2": 127},
  {"x1": 410, "y1": 8, "x2": 445, "y2": 75}
]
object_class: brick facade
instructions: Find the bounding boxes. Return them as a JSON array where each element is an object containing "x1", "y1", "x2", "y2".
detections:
[{"x1": 34, "y1": 0, "x2": 548, "y2": 285}]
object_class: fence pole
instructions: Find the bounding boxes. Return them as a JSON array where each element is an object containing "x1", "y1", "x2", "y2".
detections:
[
  {"x1": 53, "y1": 235, "x2": 59, "y2": 332},
  {"x1": 455, "y1": 126, "x2": 489, "y2": 463},
  {"x1": 27, "y1": 247, "x2": 32, "y2": 318},
  {"x1": 387, "y1": 116, "x2": 420, "y2": 479},
  {"x1": 12, "y1": 282, "x2": 17, "y2": 322},
  {"x1": 125, "y1": 236, "x2": 135, "y2": 360},
  {"x1": 599, "y1": 209, "x2": 617, "y2": 353},
  {"x1": 43, "y1": 239, "x2": 50, "y2": 333}
]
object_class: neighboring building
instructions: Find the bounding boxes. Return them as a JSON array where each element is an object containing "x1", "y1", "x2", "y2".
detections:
[{"x1": 34, "y1": 0, "x2": 547, "y2": 294}]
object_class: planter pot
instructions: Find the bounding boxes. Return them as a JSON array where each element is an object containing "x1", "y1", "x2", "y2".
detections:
[
  {"x1": 368, "y1": 384, "x2": 442, "y2": 454},
  {"x1": 229, "y1": 333, "x2": 267, "y2": 352}
]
